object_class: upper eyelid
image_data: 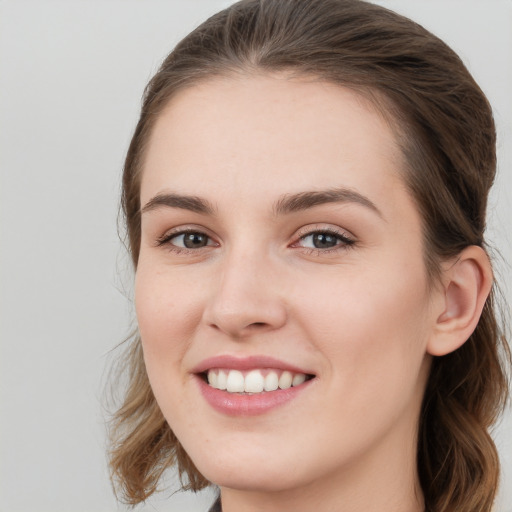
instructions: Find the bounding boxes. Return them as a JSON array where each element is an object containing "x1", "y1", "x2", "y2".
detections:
[
  {"x1": 159, "y1": 225, "x2": 215, "y2": 238},
  {"x1": 294, "y1": 224, "x2": 355, "y2": 239}
]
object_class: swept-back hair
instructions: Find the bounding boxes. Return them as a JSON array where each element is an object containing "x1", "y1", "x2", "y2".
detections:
[{"x1": 109, "y1": 1, "x2": 510, "y2": 510}]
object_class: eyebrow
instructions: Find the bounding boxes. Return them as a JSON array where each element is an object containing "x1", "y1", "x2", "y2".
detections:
[
  {"x1": 140, "y1": 187, "x2": 382, "y2": 219},
  {"x1": 141, "y1": 193, "x2": 215, "y2": 215},
  {"x1": 273, "y1": 187, "x2": 383, "y2": 218}
]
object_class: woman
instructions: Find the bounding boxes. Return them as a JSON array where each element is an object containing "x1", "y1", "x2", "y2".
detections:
[{"x1": 108, "y1": 1, "x2": 510, "y2": 510}]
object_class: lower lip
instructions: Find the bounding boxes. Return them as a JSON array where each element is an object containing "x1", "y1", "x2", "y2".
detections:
[{"x1": 196, "y1": 376, "x2": 313, "y2": 416}]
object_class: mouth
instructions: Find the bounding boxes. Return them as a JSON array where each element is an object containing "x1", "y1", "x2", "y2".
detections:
[
  {"x1": 200, "y1": 368, "x2": 315, "y2": 394},
  {"x1": 193, "y1": 355, "x2": 316, "y2": 415}
]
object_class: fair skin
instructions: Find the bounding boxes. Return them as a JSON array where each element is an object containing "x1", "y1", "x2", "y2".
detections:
[{"x1": 135, "y1": 74, "x2": 492, "y2": 512}]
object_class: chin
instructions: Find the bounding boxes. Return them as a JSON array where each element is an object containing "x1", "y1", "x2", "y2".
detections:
[
  {"x1": 204, "y1": 464, "x2": 303, "y2": 493},
  {"x1": 185, "y1": 441, "x2": 309, "y2": 493}
]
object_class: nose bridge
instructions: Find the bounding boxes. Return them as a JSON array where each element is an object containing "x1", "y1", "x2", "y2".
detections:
[{"x1": 204, "y1": 244, "x2": 287, "y2": 337}]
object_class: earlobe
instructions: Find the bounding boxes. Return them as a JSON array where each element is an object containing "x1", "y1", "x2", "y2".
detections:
[{"x1": 427, "y1": 246, "x2": 493, "y2": 357}]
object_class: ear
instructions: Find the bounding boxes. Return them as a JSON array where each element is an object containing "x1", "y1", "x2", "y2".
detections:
[{"x1": 427, "y1": 246, "x2": 493, "y2": 357}]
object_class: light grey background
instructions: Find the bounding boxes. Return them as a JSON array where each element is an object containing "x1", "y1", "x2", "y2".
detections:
[{"x1": 0, "y1": 1, "x2": 510, "y2": 511}]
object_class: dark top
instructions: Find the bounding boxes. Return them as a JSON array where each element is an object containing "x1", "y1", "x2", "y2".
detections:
[{"x1": 209, "y1": 497, "x2": 222, "y2": 512}]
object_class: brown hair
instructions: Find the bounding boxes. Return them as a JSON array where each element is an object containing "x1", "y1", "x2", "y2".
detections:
[{"x1": 109, "y1": 1, "x2": 511, "y2": 510}]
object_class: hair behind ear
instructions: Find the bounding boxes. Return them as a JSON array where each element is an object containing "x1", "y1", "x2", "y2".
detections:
[{"x1": 418, "y1": 257, "x2": 510, "y2": 510}]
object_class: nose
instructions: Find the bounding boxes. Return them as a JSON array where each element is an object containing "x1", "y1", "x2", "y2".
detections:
[{"x1": 203, "y1": 251, "x2": 288, "y2": 339}]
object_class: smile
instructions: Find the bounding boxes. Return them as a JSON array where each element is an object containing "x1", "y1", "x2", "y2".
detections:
[
  {"x1": 193, "y1": 355, "x2": 316, "y2": 415},
  {"x1": 206, "y1": 368, "x2": 311, "y2": 394}
]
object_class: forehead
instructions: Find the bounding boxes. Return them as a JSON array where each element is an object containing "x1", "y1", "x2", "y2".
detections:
[{"x1": 140, "y1": 74, "x2": 408, "y2": 211}]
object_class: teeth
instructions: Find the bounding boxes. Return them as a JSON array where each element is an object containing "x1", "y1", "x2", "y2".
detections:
[
  {"x1": 217, "y1": 370, "x2": 228, "y2": 390},
  {"x1": 292, "y1": 373, "x2": 306, "y2": 386},
  {"x1": 207, "y1": 371, "x2": 218, "y2": 388},
  {"x1": 278, "y1": 371, "x2": 293, "y2": 390},
  {"x1": 245, "y1": 370, "x2": 265, "y2": 393},
  {"x1": 226, "y1": 370, "x2": 244, "y2": 392},
  {"x1": 264, "y1": 372, "x2": 279, "y2": 391},
  {"x1": 206, "y1": 368, "x2": 310, "y2": 394}
]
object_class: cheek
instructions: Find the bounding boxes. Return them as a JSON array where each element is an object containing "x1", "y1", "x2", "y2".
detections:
[
  {"x1": 134, "y1": 264, "x2": 204, "y2": 378},
  {"x1": 134, "y1": 264, "x2": 210, "y2": 432},
  {"x1": 294, "y1": 258, "x2": 432, "y2": 399},
  {"x1": 299, "y1": 257, "x2": 429, "y2": 333},
  {"x1": 298, "y1": 285, "x2": 431, "y2": 459}
]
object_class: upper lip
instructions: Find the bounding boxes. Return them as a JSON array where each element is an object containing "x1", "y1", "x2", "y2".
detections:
[{"x1": 191, "y1": 355, "x2": 315, "y2": 375}]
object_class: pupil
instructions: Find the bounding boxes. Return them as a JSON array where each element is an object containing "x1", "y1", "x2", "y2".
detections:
[
  {"x1": 313, "y1": 233, "x2": 337, "y2": 249},
  {"x1": 184, "y1": 233, "x2": 207, "y2": 248}
]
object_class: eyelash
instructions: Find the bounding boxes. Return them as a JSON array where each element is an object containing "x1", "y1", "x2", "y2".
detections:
[
  {"x1": 293, "y1": 227, "x2": 356, "y2": 255},
  {"x1": 156, "y1": 228, "x2": 217, "y2": 254},
  {"x1": 155, "y1": 226, "x2": 356, "y2": 255}
]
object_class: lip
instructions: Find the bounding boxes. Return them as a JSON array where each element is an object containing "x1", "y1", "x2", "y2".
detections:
[
  {"x1": 192, "y1": 354, "x2": 313, "y2": 375},
  {"x1": 196, "y1": 375, "x2": 314, "y2": 416},
  {"x1": 192, "y1": 355, "x2": 316, "y2": 416}
]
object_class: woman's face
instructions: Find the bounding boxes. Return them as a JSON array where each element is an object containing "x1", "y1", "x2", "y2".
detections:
[{"x1": 136, "y1": 75, "x2": 436, "y2": 495}]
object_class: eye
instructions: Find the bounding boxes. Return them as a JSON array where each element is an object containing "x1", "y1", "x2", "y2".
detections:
[
  {"x1": 301, "y1": 232, "x2": 341, "y2": 249},
  {"x1": 156, "y1": 229, "x2": 217, "y2": 251},
  {"x1": 172, "y1": 232, "x2": 211, "y2": 249},
  {"x1": 294, "y1": 228, "x2": 355, "y2": 251}
]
